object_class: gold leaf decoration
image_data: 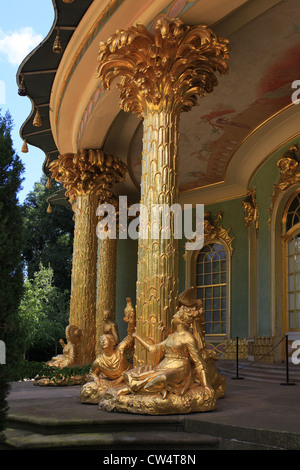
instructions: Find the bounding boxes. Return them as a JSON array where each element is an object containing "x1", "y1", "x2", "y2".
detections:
[
  {"x1": 49, "y1": 149, "x2": 127, "y2": 203},
  {"x1": 96, "y1": 18, "x2": 230, "y2": 118}
]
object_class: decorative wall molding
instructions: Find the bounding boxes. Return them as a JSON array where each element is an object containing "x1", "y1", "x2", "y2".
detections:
[{"x1": 269, "y1": 144, "x2": 300, "y2": 225}]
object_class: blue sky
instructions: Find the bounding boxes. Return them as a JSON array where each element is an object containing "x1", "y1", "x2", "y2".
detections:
[{"x1": 0, "y1": 1, "x2": 55, "y2": 203}]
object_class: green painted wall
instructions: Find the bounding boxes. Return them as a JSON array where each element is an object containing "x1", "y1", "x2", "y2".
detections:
[
  {"x1": 250, "y1": 137, "x2": 300, "y2": 336},
  {"x1": 250, "y1": 153, "x2": 278, "y2": 335}
]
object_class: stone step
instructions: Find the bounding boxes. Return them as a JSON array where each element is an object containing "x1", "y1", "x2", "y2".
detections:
[
  {"x1": 217, "y1": 360, "x2": 300, "y2": 384},
  {"x1": 2, "y1": 427, "x2": 220, "y2": 450},
  {"x1": 6, "y1": 412, "x2": 185, "y2": 436}
]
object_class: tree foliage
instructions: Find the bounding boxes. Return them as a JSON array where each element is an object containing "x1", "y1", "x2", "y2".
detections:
[
  {"x1": 18, "y1": 264, "x2": 69, "y2": 360},
  {"x1": 0, "y1": 110, "x2": 24, "y2": 441},
  {"x1": 22, "y1": 176, "x2": 74, "y2": 292}
]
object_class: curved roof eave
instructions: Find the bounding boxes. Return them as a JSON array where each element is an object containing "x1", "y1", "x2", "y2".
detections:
[{"x1": 16, "y1": 0, "x2": 94, "y2": 176}]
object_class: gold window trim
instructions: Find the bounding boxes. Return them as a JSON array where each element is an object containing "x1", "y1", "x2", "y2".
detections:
[{"x1": 184, "y1": 211, "x2": 233, "y2": 339}]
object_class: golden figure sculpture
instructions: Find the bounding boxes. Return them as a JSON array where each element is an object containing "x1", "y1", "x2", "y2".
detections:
[
  {"x1": 80, "y1": 300, "x2": 135, "y2": 403},
  {"x1": 98, "y1": 288, "x2": 225, "y2": 415},
  {"x1": 102, "y1": 309, "x2": 120, "y2": 345},
  {"x1": 118, "y1": 306, "x2": 212, "y2": 398},
  {"x1": 47, "y1": 324, "x2": 82, "y2": 368},
  {"x1": 34, "y1": 325, "x2": 85, "y2": 386},
  {"x1": 269, "y1": 145, "x2": 300, "y2": 225},
  {"x1": 242, "y1": 188, "x2": 259, "y2": 232}
]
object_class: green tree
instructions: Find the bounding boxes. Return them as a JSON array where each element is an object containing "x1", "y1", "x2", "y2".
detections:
[
  {"x1": 18, "y1": 264, "x2": 69, "y2": 360},
  {"x1": 22, "y1": 176, "x2": 74, "y2": 292},
  {"x1": 0, "y1": 110, "x2": 24, "y2": 442}
]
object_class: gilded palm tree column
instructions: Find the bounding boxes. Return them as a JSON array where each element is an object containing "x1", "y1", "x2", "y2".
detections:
[
  {"x1": 96, "y1": 236, "x2": 117, "y2": 354},
  {"x1": 69, "y1": 191, "x2": 98, "y2": 364},
  {"x1": 97, "y1": 18, "x2": 230, "y2": 365},
  {"x1": 135, "y1": 110, "x2": 179, "y2": 364},
  {"x1": 49, "y1": 149, "x2": 127, "y2": 364}
]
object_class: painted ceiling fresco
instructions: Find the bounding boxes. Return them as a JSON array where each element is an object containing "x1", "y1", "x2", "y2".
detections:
[{"x1": 128, "y1": 0, "x2": 300, "y2": 193}]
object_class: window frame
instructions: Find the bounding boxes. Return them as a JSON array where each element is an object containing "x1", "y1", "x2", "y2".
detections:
[
  {"x1": 191, "y1": 239, "x2": 231, "y2": 340},
  {"x1": 282, "y1": 190, "x2": 300, "y2": 333}
]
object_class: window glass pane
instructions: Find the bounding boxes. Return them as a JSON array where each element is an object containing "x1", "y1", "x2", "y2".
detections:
[
  {"x1": 212, "y1": 261, "x2": 220, "y2": 272},
  {"x1": 289, "y1": 311, "x2": 295, "y2": 329},
  {"x1": 214, "y1": 243, "x2": 223, "y2": 252},
  {"x1": 288, "y1": 256, "x2": 294, "y2": 273},
  {"x1": 196, "y1": 274, "x2": 203, "y2": 287},
  {"x1": 221, "y1": 310, "x2": 226, "y2": 321},
  {"x1": 212, "y1": 323, "x2": 220, "y2": 334},
  {"x1": 289, "y1": 293, "x2": 295, "y2": 310},
  {"x1": 205, "y1": 311, "x2": 212, "y2": 322},
  {"x1": 296, "y1": 274, "x2": 300, "y2": 291},
  {"x1": 213, "y1": 286, "x2": 220, "y2": 297},
  {"x1": 205, "y1": 287, "x2": 213, "y2": 298},
  {"x1": 296, "y1": 293, "x2": 300, "y2": 310},
  {"x1": 286, "y1": 195, "x2": 300, "y2": 232},
  {"x1": 197, "y1": 287, "x2": 204, "y2": 299},
  {"x1": 196, "y1": 262, "x2": 203, "y2": 274},
  {"x1": 288, "y1": 240, "x2": 294, "y2": 256},
  {"x1": 288, "y1": 275, "x2": 294, "y2": 292},
  {"x1": 286, "y1": 228, "x2": 300, "y2": 330},
  {"x1": 295, "y1": 254, "x2": 300, "y2": 273}
]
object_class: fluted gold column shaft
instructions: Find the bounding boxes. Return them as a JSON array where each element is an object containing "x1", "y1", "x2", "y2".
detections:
[
  {"x1": 69, "y1": 193, "x2": 98, "y2": 364},
  {"x1": 135, "y1": 110, "x2": 179, "y2": 365},
  {"x1": 96, "y1": 237, "x2": 117, "y2": 355}
]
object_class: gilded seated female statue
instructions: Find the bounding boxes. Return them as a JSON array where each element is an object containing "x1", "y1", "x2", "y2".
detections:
[
  {"x1": 46, "y1": 324, "x2": 82, "y2": 368},
  {"x1": 117, "y1": 305, "x2": 213, "y2": 400},
  {"x1": 34, "y1": 324, "x2": 83, "y2": 386},
  {"x1": 98, "y1": 296, "x2": 223, "y2": 415}
]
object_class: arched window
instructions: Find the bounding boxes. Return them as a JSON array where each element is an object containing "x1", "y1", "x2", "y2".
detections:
[
  {"x1": 283, "y1": 191, "x2": 300, "y2": 331},
  {"x1": 195, "y1": 242, "x2": 227, "y2": 335}
]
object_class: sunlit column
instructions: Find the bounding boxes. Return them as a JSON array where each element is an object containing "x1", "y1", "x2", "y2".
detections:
[
  {"x1": 97, "y1": 18, "x2": 229, "y2": 365},
  {"x1": 50, "y1": 149, "x2": 127, "y2": 364}
]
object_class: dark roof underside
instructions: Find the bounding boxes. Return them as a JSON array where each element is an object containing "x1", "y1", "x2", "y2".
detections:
[{"x1": 17, "y1": 0, "x2": 94, "y2": 177}]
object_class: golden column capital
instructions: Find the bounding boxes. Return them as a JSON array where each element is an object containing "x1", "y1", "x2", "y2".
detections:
[
  {"x1": 49, "y1": 148, "x2": 127, "y2": 204},
  {"x1": 96, "y1": 18, "x2": 229, "y2": 117}
]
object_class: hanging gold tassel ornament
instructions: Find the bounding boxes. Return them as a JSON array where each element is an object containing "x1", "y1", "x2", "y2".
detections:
[
  {"x1": 21, "y1": 139, "x2": 28, "y2": 153},
  {"x1": 47, "y1": 202, "x2": 52, "y2": 214},
  {"x1": 33, "y1": 107, "x2": 42, "y2": 127},
  {"x1": 53, "y1": 28, "x2": 63, "y2": 54},
  {"x1": 46, "y1": 177, "x2": 52, "y2": 189},
  {"x1": 18, "y1": 75, "x2": 27, "y2": 96}
]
